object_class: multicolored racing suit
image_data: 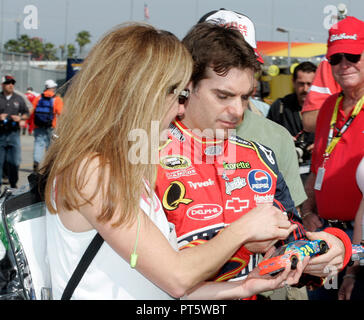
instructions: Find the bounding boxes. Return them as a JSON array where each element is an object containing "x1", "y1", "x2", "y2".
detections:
[
  {"x1": 155, "y1": 120, "x2": 306, "y2": 281},
  {"x1": 155, "y1": 120, "x2": 351, "y2": 290}
]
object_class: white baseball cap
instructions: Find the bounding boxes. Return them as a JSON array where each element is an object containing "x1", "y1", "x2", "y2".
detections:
[
  {"x1": 199, "y1": 9, "x2": 264, "y2": 64},
  {"x1": 1, "y1": 75, "x2": 16, "y2": 84},
  {"x1": 45, "y1": 79, "x2": 57, "y2": 89}
]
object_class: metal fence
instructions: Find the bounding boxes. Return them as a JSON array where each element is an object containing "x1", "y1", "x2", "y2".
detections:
[
  {"x1": 0, "y1": 51, "x2": 66, "y2": 94},
  {"x1": 28, "y1": 66, "x2": 66, "y2": 94}
]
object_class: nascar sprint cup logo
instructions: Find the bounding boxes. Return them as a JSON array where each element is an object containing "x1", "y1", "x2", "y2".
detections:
[
  {"x1": 160, "y1": 155, "x2": 191, "y2": 170},
  {"x1": 247, "y1": 169, "x2": 272, "y2": 194}
]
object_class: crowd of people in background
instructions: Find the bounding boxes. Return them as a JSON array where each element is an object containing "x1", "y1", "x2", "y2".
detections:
[
  {"x1": 0, "y1": 8, "x2": 363, "y2": 301},
  {"x1": 0, "y1": 76, "x2": 63, "y2": 192}
]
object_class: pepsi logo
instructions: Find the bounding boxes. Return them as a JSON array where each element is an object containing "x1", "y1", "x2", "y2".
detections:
[{"x1": 247, "y1": 169, "x2": 272, "y2": 194}]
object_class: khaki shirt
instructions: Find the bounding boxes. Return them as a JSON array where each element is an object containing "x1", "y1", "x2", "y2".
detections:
[{"x1": 236, "y1": 109, "x2": 307, "y2": 206}]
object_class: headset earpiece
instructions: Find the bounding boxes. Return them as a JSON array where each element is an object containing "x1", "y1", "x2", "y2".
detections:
[{"x1": 130, "y1": 214, "x2": 141, "y2": 268}]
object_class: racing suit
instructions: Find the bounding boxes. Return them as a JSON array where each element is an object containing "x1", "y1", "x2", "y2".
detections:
[{"x1": 155, "y1": 120, "x2": 351, "y2": 289}]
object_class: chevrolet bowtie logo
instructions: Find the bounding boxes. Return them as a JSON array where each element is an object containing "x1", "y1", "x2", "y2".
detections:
[{"x1": 225, "y1": 198, "x2": 249, "y2": 212}]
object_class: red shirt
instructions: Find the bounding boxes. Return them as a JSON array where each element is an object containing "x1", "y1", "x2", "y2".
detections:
[
  {"x1": 311, "y1": 93, "x2": 364, "y2": 220},
  {"x1": 302, "y1": 59, "x2": 341, "y2": 113},
  {"x1": 25, "y1": 92, "x2": 36, "y2": 104}
]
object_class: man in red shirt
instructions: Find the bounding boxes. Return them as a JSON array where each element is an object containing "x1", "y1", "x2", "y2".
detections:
[
  {"x1": 302, "y1": 16, "x2": 364, "y2": 300},
  {"x1": 24, "y1": 87, "x2": 37, "y2": 135},
  {"x1": 301, "y1": 59, "x2": 341, "y2": 132}
]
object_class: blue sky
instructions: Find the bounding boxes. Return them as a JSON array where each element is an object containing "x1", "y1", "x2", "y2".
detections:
[{"x1": 1, "y1": 0, "x2": 364, "y2": 51}]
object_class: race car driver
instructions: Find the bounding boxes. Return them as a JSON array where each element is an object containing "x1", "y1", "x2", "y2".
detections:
[{"x1": 155, "y1": 23, "x2": 352, "y2": 295}]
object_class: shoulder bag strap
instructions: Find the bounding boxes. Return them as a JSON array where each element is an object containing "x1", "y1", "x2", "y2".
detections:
[{"x1": 61, "y1": 232, "x2": 104, "y2": 300}]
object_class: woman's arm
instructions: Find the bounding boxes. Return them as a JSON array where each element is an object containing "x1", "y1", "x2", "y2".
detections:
[
  {"x1": 88, "y1": 202, "x2": 296, "y2": 298},
  {"x1": 70, "y1": 157, "x2": 297, "y2": 298},
  {"x1": 184, "y1": 253, "x2": 309, "y2": 300}
]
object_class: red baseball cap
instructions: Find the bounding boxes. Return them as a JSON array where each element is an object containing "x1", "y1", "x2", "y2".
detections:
[{"x1": 326, "y1": 16, "x2": 364, "y2": 58}]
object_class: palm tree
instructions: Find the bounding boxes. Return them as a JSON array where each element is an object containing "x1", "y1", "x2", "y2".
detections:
[
  {"x1": 67, "y1": 44, "x2": 76, "y2": 58},
  {"x1": 59, "y1": 44, "x2": 65, "y2": 60},
  {"x1": 75, "y1": 30, "x2": 91, "y2": 57},
  {"x1": 43, "y1": 42, "x2": 58, "y2": 60}
]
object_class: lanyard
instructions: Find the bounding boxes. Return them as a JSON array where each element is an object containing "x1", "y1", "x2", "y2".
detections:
[
  {"x1": 315, "y1": 94, "x2": 364, "y2": 191},
  {"x1": 325, "y1": 94, "x2": 364, "y2": 156}
]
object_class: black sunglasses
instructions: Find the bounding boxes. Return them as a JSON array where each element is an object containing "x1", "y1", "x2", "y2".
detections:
[
  {"x1": 173, "y1": 88, "x2": 190, "y2": 105},
  {"x1": 328, "y1": 53, "x2": 362, "y2": 66}
]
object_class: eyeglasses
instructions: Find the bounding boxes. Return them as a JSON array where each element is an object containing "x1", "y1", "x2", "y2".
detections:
[
  {"x1": 173, "y1": 88, "x2": 190, "y2": 105},
  {"x1": 328, "y1": 53, "x2": 362, "y2": 66}
]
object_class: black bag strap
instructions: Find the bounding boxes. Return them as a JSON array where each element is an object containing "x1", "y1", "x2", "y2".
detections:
[
  {"x1": 61, "y1": 232, "x2": 104, "y2": 300},
  {"x1": 24, "y1": 172, "x2": 104, "y2": 300}
]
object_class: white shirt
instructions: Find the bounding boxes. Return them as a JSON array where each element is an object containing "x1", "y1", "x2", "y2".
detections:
[{"x1": 46, "y1": 191, "x2": 177, "y2": 300}]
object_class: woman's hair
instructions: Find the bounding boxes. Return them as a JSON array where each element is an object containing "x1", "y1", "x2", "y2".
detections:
[
  {"x1": 42, "y1": 23, "x2": 192, "y2": 226},
  {"x1": 182, "y1": 22, "x2": 260, "y2": 86}
]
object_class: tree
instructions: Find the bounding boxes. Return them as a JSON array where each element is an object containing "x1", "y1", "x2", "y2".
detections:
[
  {"x1": 4, "y1": 39, "x2": 21, "y2": 53},
  {"x1": 75, "y1": 30, "x2": 91, "y2": 57},
  {"x1": 43, "y1": 42, "x2": 58, "y2": 60},
  {"x1": 27, "y1": 37, "x2": 44, "y2": 60},
  {"x1": 67, "y1": 44, "x2": 76, "y2": 58},
  {"x1": 59, "y1": 44, "x2": 65, "y2": 60},
  {"x1": 3, "y1": 30, "x2": 92, "y2": 60},
  {"x1": 4, "y1": 34, "x2": 49, "y2": 60}
]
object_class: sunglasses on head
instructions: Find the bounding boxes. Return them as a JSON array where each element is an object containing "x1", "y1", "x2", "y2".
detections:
[
  {"x1": 328, "y1": 53, "x2": 362, "y2": 66},
  {"x1": 172, "y1": 88, "x2": 190, "y2": 105}
]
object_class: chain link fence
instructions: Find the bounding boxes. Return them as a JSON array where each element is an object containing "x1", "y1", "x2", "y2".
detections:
[{"x1": 0, "y1": 51, "x2": 66, "y2": 94}]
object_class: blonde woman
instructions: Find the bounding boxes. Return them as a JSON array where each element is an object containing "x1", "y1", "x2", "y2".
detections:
[{"x1": 42, "y1": 23, "x2": 300, "y2": 300}]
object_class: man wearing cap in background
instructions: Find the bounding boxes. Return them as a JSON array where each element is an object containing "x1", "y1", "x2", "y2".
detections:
[
  {"x1": 0, "y1": 75, "x2": 29, "y2": 190},
  {"x1": 31, "y1": 79, "x2": 63, "y2": 172},
  {"x1": 301, "y1": 16, "x2": 364, "y2": 300},
  {"x1": 301, "y1": 5, "x2": 348, "y2": 134}
]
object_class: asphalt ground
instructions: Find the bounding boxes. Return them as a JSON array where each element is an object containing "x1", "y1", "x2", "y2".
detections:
[
  {"x1": 2, "y1": 131, "x2": 34, "y2": 191},
  {"x1": 18, "y1": 131, "x2": 34, "y2": 188}
]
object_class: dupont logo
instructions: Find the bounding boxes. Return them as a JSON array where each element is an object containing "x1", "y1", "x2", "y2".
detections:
[{"x1": 186, "y1": 204, "x2": 223, "y2": 221}]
